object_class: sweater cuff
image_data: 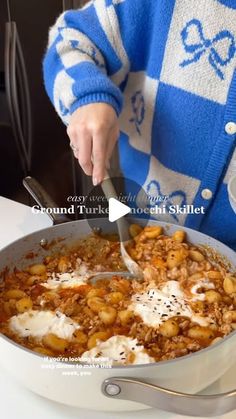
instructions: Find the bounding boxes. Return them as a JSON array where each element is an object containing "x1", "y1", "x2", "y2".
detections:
[{"x1": 69, "y1": 92, "x2": 123, "y2": 117}]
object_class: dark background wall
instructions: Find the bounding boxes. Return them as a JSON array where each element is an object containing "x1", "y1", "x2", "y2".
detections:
[{"x1": 0, "y1": 0, "x2": 89, "y2": 208}]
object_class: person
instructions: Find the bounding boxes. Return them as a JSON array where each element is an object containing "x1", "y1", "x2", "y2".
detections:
[{"x1": 43, "y1": 0, "x2": 236, "y2": 249}]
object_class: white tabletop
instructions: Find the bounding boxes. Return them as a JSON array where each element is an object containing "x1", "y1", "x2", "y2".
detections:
[
  {"x1": 0, "y1": 196, "x2": 235, "y2": 419},
  {"x1": 0, "y1": 196, "x2": 52, "y2": 248}
]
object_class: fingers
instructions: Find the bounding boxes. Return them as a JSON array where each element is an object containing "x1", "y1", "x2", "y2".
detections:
[
  {"x1": 67, "y1": 104, "x2": 119, "y2": 184},
  {"x1": 77, "y1": 135, "x2": 93, "y2": 176},
  {"x1": 68, "y1": 126, "x2": 119, "y2": 185},
  {"x1": 92, "y1": 126, "x2": 118, "y2": 184},
  {"x1": 67, "y1": 125, "x2": 80, "y2": 159},
  {"x1": 92, "y1": 129, "x2": 107, "y2": 185},
  {"x1": 67, "y1": 125, "x2": 93, "y2": 176},
  {"x1": 105, "y1": 126, "x2": 119, "y2": 168}
]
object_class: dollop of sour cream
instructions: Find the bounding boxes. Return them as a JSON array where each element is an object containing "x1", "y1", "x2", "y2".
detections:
[
  {"x1": 44, "y1": 271, "x2": 89, "y2": 290},
  {"x1": 130, "y1": 280, "x2": 210, "y2": 328},
  {"x1": 81, "y1": 335, "x2": 154, "y2": 365},
  {"x1": 43, "y1": 262, "x2": 94, "y2": 290},
  {"x1": 190, "y1": 279, "x2": 215, "y2": 301},
  {"x1": 9, "y1": 310, "x2": 80, "y2": 340}
]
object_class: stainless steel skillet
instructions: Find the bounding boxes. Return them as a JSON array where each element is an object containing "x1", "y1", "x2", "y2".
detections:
[{"x1": 0, "y1": 179, "x2": 235, "y2": 415}]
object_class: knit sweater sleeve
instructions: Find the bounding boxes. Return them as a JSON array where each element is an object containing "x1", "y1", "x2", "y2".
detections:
[{"x1": 42, "y1": 1, "x2": 133, "y2": 125}]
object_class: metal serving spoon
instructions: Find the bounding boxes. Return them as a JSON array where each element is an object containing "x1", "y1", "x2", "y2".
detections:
[
  {"x1": 23, "y1": 176, "x2": 143, "y2": 281},
  {"x1": 101, "y1": 171, "x2": 143, "y2": 280},
  {"x1": 87, "y1": 271, "x2": 134, "y2": 284}
]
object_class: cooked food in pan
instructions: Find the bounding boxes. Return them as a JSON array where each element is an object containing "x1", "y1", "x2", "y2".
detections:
[{"x1": 0, "y1": 225, "x2": 235, "y2": 365}]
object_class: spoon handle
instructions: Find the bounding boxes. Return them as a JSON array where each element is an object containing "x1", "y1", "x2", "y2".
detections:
[
  {"x1": 101, "y1": 171, "x2": 143, "y2": 279},
  {"x1": 101, "y1": 170, "x2": 130, "y2": 242}
]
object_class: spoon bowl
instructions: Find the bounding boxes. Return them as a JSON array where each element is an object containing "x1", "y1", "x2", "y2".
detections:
[{"x1": 101, "y1": 171, "x2": 143, "y2": 280}]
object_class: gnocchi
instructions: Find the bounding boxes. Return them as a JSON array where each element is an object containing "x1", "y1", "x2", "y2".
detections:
[
  {"x1": 118, "y1": 310, "x2": 133, "y2": 325},
  {"x1": 167, "y1": 249, "x2": 188, "y2": 269},
  {"x1": 188, "y1": 326, "x2": 215, "y2": 340},
  {"x1": 87, "y1": 297, "x2": 107, "y2": 312},
  {"x1": 172, "y1": 230, "x2": 186, "y2": 243},
  {"x1": 4, "y1": 289, "x2": 26, "y2": 300},
  {"x1": 159, "y1": 319, "x2": 179, "y2": 338},
  {"x1": 16, "y1": 297, "x2": 33, "y2": 313},
  {"x1": 43, "y1": 333, "x2": 69, "y2": 352},
  {"x1": 99, "y1": 307, "x2": 117, "y2": 325},
  {"x1": 143, "y1": 226, "x2": 163, "y2": 239},
  {"x1": 28, "y1": 264, "x2": 46, "y2": 275},
  {"x1": 223, "y1": 276, "x2": 236, "y2": 295},
  {"x1": 0, "y1": 226, "x2": 235, "y2": 366},
  {"x1": 189, "y1": 250, "x2": 205, "y2": 262},
  {"x1": 205, "y1": 290, "x2": 221, "y2": 303}
]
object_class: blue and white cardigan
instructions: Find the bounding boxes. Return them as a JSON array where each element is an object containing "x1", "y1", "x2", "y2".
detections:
[{"x1": 43, "y1": 0, "x2": 236, "y2": 249}]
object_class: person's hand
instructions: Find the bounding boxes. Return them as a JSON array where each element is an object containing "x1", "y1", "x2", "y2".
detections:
[{"x1": 67, "y1": 103, "x2": 119, "y2": 185}]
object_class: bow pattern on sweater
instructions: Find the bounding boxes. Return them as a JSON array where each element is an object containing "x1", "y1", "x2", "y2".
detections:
[{"x1": 180, "y1": 19, "x2": 236, "y2": 80}]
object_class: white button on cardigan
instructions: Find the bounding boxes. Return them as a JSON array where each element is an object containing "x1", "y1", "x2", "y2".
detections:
[
  {"x1": 201, "y1": 189, "x2": 213, "y2": 200},
  {"x1": 225, "y1": 122, "x2": 236, "y2": 135}
]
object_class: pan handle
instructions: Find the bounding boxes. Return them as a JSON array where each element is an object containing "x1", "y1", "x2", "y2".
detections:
[
  {"x1": 23, "y1": 176, "x2": 71, "y2": 225},
  {"x1": 102, "y1": 377, "x2": 236, "y2": 417}
]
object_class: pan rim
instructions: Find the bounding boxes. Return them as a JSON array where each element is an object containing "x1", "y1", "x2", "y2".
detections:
[{"x1": 1, "y1": 328, "x2": 236, "y2": 371}]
